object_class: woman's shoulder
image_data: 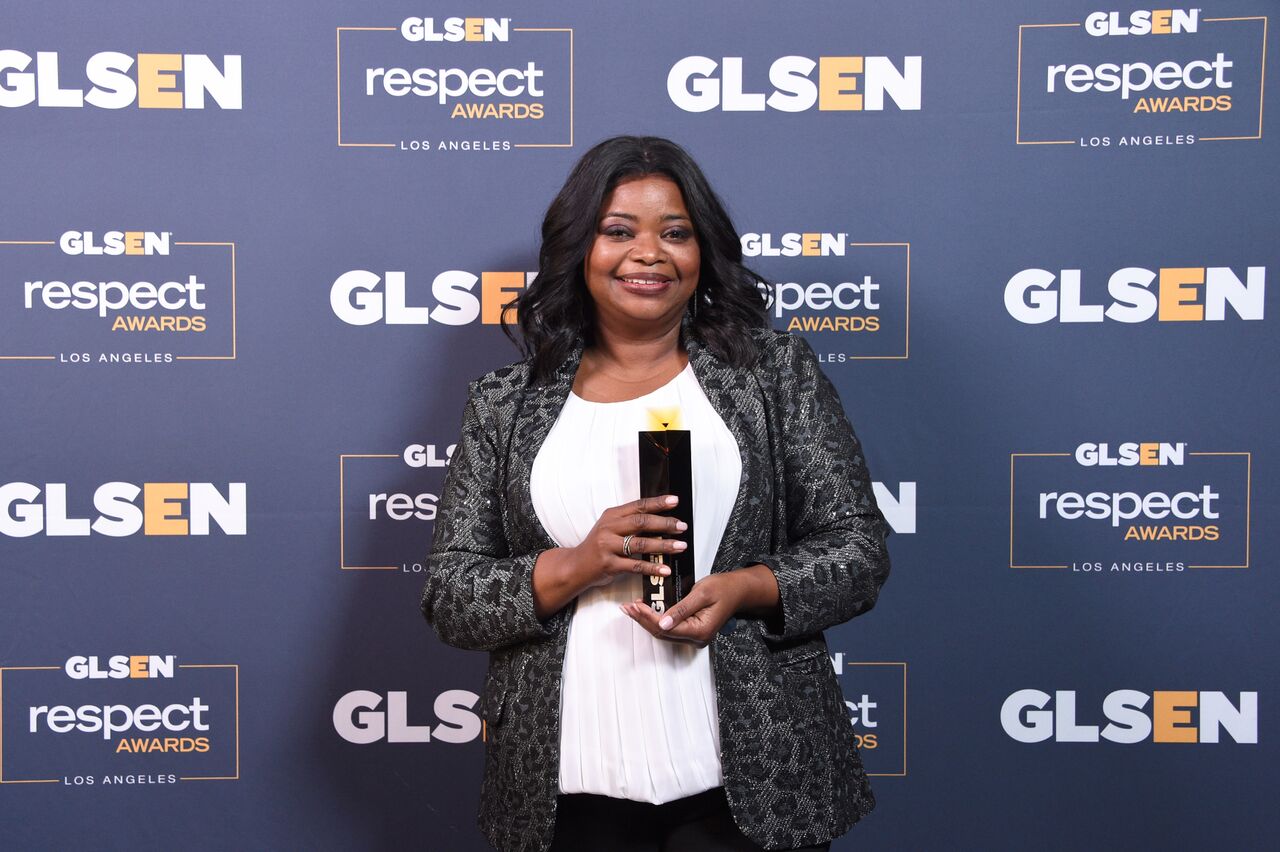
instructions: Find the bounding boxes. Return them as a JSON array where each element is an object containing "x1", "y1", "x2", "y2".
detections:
[
  {"x1": 743, "y1": 327, "x2": 815, "y2": 368},
  {"x1": 467, "y1": 358, "x2": 535, "y2": 402},
  {"x1": 692, "y1": 326, "x2": 813, "y2": 377}
]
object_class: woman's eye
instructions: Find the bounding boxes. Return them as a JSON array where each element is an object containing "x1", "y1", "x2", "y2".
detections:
[
  {"x1": 664, "y1": 228, "x2": 692, "y2": 241},
  {"x1": 602, "y1": 226, "x2": 631, "y2": 238}
]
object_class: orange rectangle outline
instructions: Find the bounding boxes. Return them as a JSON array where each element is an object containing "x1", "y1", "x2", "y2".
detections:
[
  {"x1": 1016, "y1": 22, "x2": 1080, "y2": 145},
  {"x1": 173, "y1": 241, "x2": 237, "y2": 360},
  {"x1": 1010, "y1": 451, "x2": 1251, "y2": 570},
  {"x1": 0, "y1": 239, "x2": 237, "y2": 361},
  {"x1": 0, "y1": 667, "x2": 61, "y2": 783},
  {"x1": 1186, "y1": 452, "x2": 1251, "y2": 568},
  {"x1": 337, "y1": 25, "x2": 574, "y2": 149},
  {"x1": 1009, "y1": 453, "x2": 1072, "y2": 568},
  {"x1": 0, "y1": 663, "x2": 239, "y2": 784},
  {"x1": 340, "y1": 453, "x2": 401, "y2": 570},
  {"x1": 1017, "y1": 17, "x2": 1267, "y2": 145},
  {"x1": 336, "y1": 26, "x2": 398, "y2": 147},
  {"x1": 844, "y1": 661, "x2": 907, "y2": 777},
  {"x1": 0, "y1": 240, "x2": 57, "y2": 359},
  {"x1": 511, "y1": 28, "x2": 574, "y2": 148},
  {"x1": 177, "y1": 663, "x2": 240, "y2": 780},
  {"x1": 1200, "y1": 17, "x2": 1267, "y2": 141},
  {"x1": 844, "y1": 242, "x2": 910, "y2": 360}
]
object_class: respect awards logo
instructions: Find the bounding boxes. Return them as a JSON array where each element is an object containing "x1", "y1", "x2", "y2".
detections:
[
  {"x1": 831, "y1": 654, "x2": 906, "y2": 777},
  {"x1": 0, "y1": 655, "x2": 239, "y2": 786},
  {"x1": 339, "y1": 443, "x2": 454, "y2": 572},
  {"x1": 742, "y1": 232, "x2": 910, "y2": 363},
  {"x1": 1010, "y1": 441, "x2": 1251, "y2": 572},
  {"x1": 336, "y1": 16, "x2": 573, "y2": 151},
  {"x1": 0, "y1": 230, "x2": 237, "y2": 365},
  {"x1": 1016, "y1": 8, "x2": 1267, "y2": 147}
]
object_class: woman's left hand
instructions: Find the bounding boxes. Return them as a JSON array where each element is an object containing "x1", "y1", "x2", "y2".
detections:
[{"x1": 621, "y1": 564, "x2": 780, "y2": 648}]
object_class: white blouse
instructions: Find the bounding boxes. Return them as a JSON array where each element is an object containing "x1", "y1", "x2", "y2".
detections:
[{"x1": 530, "y1": 362, "x2": 743, "y2": 804}]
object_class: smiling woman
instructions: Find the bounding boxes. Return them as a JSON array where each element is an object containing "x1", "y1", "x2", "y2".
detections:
[
  {"x1": 421, "y1": 136, "x2": 891, "y2": 852},
  {"x1": 575, "y1": 175, "x2": 701, "y2": 400}
]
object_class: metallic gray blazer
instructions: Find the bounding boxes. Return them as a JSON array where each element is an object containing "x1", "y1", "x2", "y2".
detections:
[{"x1": 421, "y1": 327, "x2": 891, "y2": 852}]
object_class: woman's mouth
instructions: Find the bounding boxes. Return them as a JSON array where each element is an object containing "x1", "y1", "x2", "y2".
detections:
[{"x1": 616, "y1": 274, "x2": 675, "y2": 295}]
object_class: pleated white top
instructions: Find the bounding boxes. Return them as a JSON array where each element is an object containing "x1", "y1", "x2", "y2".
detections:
[{"x1": 530, "y1": 362, "x2": 742, "y2": 804}]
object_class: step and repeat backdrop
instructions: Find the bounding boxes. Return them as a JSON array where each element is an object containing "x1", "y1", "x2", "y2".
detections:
[{"x1": 1, "y1": 1, "x2": 1275, "y2": 849}]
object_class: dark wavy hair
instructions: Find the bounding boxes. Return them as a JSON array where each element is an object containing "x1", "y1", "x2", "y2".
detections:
[{"x1": 504, "y1": 135, "x2": 770, "y2": 383}]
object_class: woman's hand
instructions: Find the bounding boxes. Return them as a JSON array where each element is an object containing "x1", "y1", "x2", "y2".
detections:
[
  {"x1": 621, "y1": 564, "x2": 781, "y2": 647},
  {"x1": 531, "y1": 495, "x2": 687, "y2": 618},
  {"x1": 574, "y1": 494, "x2": 689, "y2": 588}
]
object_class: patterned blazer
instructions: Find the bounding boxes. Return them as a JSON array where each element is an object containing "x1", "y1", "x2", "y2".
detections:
[{"x1": 421, "y1": 326, "x2": 891, "y2": 852}]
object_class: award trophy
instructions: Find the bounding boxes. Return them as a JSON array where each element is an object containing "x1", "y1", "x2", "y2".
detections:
[{"x1": 637, "y1": 424, "x2": 694, "y2": 612}]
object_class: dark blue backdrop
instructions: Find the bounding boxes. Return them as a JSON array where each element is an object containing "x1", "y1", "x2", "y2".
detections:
[{"x1": 1, "y1": 1, "x2": 1275, "y2": 849}]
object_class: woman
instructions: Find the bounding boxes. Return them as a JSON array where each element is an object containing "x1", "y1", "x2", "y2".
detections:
[{"x1": 421, "y1": 136, "x2": 890, "y2": 852}]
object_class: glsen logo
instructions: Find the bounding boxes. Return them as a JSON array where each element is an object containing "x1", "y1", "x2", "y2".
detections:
[
  {"x1": 1001, "y1": 689, "x2": 1257, "y2": 743},
  {"x1": 743, "y1": 231, "x2": 909, "y2": 362},
  {"x1": 60, "y1": 231, "x2": 170, "y2": 256},
  {"x1": 0, "y1": 51, "x2": 241, "y2": 109},
  {"x1": 340, "y1": 444, "x2": 454, "y2": 571},
  {"x1": 337, "y1": 17, "x2": 573, "y2": 151},
  {"x1": 65, "y1": 655, "x2": 175, "y2": 680},
  {"x1": 1016, "y1": 10, "x2": 1266, "y2": 146},
  {"x1": 1084, "y1": 9, "x2": 1201, "y2": 36},
  {"x1": 0, "y1": 655, "x2": 239, "y2": 785},
  {"x1": 1074, "y1": 442, "x2": 1185, "y2": 465},
  {"x1": 0, "y1": 482, "x2": 247, "y2": 537},
  {"x1": 1, "y1": 230, "x2": 238, "y2": 364},
  {"x1": 668, "y1": 55, "x2": 921, "y2": 112},
  {"x1": 333, "y1": 689, "x2": 481, "y2": 744},
  {"x1": 831, "y1": 656, "x2": 907, "y2": 777},
  {"x1": 401, "y1": 17, "x2": 511, "y2": 42},
  {"x1": 1004, "y1": 265, "x2": 1264, "y2": 323},
  {"x1": 330, "y1": 269, "x2": 530, "y2": 326},
  {"x1": 743, "y1": 233, "x2": 848, "y2": 258},
  {"x1": 1010, "y1": 441, "x2": 1250, "y2": 571}
]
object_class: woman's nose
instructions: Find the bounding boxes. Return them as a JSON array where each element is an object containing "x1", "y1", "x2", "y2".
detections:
[{"x1": 629, "y1": 232, "x2": 666, "y2": 263}]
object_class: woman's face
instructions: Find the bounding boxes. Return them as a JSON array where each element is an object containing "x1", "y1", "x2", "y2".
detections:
[{"x1": 583, "y1": 174, "x2": 700, "y2": 335}]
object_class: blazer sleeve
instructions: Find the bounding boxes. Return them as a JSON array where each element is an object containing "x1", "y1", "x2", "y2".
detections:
[
  {"x1": 419, "y1": 380, "x2": 557, "y2": 652},
  {"x1": 748, "y1": 334, "x2": 891, "y2": 641}
]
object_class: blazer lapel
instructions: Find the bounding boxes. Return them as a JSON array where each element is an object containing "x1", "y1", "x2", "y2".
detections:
[
  {"x1": 685, "y1": 334, "x2": 771, "y2": 574},
  {"x1": 505, "y1": 343, "x2": 582, "y2": 554}
]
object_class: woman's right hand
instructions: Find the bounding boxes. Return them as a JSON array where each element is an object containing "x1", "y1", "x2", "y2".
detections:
[
  {"x1": 531, "y1": 495, "x2": 687, "y2": 618},
  {"x1": 572, "y1": 494, "x2": 688, "y2": 588}
]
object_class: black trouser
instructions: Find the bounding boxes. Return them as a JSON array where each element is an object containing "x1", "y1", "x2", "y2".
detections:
[{"x1": 548, "y1": 787, "x2": 832, "y2": 852}]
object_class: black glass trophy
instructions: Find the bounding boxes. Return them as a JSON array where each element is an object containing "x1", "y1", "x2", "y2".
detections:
[{"x1": 637, "y1": 427, "x2": 694, "y2": 612}]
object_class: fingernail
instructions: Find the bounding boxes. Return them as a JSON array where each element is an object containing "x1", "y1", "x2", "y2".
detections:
[
  {"x1": 664, "y1": 496, "x2": 678, "y2": 505},
  {"x1": 675, "y1": 521, "x2": 688, "y2": 531},
  {"x1": 660, "y1": 566, "x2": 671, "y2": 576},
  {"x1": 619, "y1": 604, "x2": 630, "y2": 614},
  {"x1": 658, "y1": 616, "x2": 673, "y2": 630},
  {"x1": 673, "y1": 541, "x2": 687, "y2": 551}
]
